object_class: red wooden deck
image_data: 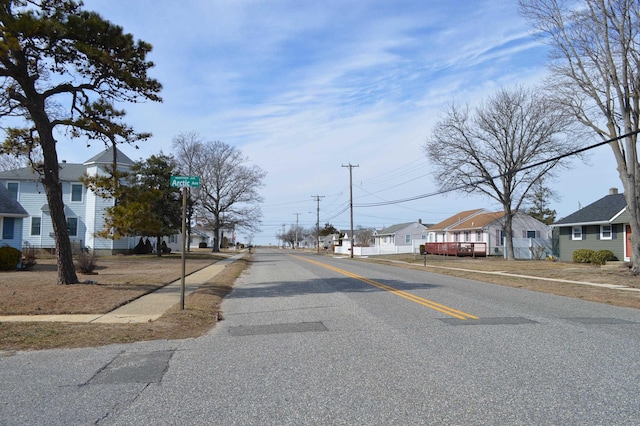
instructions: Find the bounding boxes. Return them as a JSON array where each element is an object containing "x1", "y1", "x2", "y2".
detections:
[{"x1": 424, "y1": 242, "x2": 487, "y2": 257}]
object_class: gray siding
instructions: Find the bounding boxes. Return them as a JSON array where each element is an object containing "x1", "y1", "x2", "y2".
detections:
[{"x1": 558, "y1": 224, "x2": 624, "y2": 261}]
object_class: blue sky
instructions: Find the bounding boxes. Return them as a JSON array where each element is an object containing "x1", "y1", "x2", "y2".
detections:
[{"x1": 60, "y1": 0, "x2": 621, "y2": 245}]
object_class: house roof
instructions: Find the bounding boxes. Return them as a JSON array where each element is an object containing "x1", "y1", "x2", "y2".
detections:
[
  {"x1": 427, "y1": 209, "x2": 485, "y2": 231},
  {"x1": 450, "y1": 211, "x2": 505, "y2": 231},
  {"x1": 553, "y1": 193, "x2": 627, "y2": 226},
  {"x1": 376, "y1": 221, "x2": 427, "y2": 236},
  {"x1": 0, "y1": 147, "x2": 133, "y2": 182},
  {"x1": 0, "y1": 185, "x2": 27, "y2": 217},
  {"x1": 84, "y1": 146, "x2": 134, "y2": 166}
]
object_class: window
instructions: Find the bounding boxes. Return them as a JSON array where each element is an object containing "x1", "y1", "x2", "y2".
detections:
[
  {"x1": 454, "y1": 232, "x2": 460, "y2": 242},
  {"x1": 71, "y1": 184, "x2": 83, "y2": 202},
  {"x1": 67, "y1": 217, "x2": 78, "y2": 237},
  {"x1": 464, "y1": 231, "x2": 470, "y2": 242},
  {"x1": 6, "y1": 182, "x2": 18, "y2": 200},
  {"x1": 2, "y1": 217, "x2": 14, "y2": 239},
  {"x1": 572, "y1": 226, "x2": 582, "y2": 240},
  {"x1": 31, "y1": 217, "x2": 41, "y2": 236},
  {"x1": 600, "y1": 225, "x2": 612, "y2": 240},
  {"x1": 476, "y1": 230, "x2": 483, "y2": 241},
  {"x1": 405, "y1": 234, "x2": 411, "y2": 244},
  {"x1": 526, "y1": 230, "x2": 537, "y2": 238}
]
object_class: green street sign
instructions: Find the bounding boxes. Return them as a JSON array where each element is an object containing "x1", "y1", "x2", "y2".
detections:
[{"x1": 170, "y1": 175, "x2": 200, "y2": 188}]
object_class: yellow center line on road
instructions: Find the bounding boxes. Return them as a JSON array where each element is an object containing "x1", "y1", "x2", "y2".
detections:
[{"x1": 292, "y1": 255, "x2": 478, "y2": 320}]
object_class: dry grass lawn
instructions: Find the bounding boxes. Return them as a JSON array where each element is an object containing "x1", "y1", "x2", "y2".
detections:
[
  {"x1": 2, "y1": 250, "x2": 640, "y2": 353},
  {"x1": 361, "y1": 254, "x2": 640, "y2": 309},
  {"x1": 0, "y1": 251, "x2": 248, "y2": 352}
]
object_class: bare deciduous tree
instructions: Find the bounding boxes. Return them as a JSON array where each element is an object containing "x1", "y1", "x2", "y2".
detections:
[
  {"x1": 172, "y1": 132, "x2": 204, "y2": 251},
  {"x1": 173, "y1": 137, "x2": 266, "y2": 252},
  {"x1": 355, "y1": 226, "x2": 374, "y2": 247},
  {"x1": 520, "y1": 0, "x2": 640, "y2": 271},
  {"x1": 423, "y1": 86, "x2": 577, "y2": 259}
]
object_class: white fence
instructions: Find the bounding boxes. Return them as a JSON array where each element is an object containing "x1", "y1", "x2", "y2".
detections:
[
  {"x1": 334, "y1": 242, "x2": 422, "y2": 256},
  {"x1": 508, "y1": 238, "x2": 552, "y2": 260}
]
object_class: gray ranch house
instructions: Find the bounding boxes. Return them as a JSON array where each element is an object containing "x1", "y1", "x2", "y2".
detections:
[
  {"x1": 553, "y1": 188, "x2": 630, "y2": 262},
  {"x1": 372, "y1": 220, "x2": 429, "y2": 253}
]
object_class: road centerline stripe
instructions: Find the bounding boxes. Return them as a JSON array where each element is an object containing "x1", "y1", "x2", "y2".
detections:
[{"x1": 292, "y1": 255, "x2": 478, "y2": 320}]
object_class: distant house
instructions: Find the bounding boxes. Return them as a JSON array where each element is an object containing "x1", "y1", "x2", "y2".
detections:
[
  {"x1": 553, "y1": 188, "x2": 629, "y2": 262},
  {"x1": 372, "y1": 220, "x2": 428, "y2": 250},
  {"x1": 426, "y1": 209, "x2": 485, "y2": 243},
  {"x1": 0, "y1": 184, "x2": 28, "y2": 251},
  {"x1": 165, "y1": 225, "x2": 238, "y2": 253},
  {"x1": 0, "y1": 147, "x2": 137, "y2": 254},
  {"x1": 426, "y1": 209, "x2": 550, "y2": 257}
]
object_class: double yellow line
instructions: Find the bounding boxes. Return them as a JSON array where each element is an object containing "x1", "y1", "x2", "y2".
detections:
[{"x1": 292, "y1": 255, "x2": 478, "y2": 320}]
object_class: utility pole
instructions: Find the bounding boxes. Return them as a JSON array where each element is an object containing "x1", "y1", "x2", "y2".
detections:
[
  {"x1": 294, "y1": 212, "x2": 300, "y2": 249},
  {"x1": 342, "y1": 163, "x2": 359, "y2": 258},
  {"x1": 311, "y1": 195, "x2": 324, "y2": 254}
]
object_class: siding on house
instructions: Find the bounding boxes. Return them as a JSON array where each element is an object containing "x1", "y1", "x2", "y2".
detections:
[
  {"x1": 557, "y1": 223, "x2": 625, "y2": 261},
  {"x1": 0, "y1": 147, "x2": 137, "y2": 254},
  {"x1": 553, "y1": 189, "x2": 629, "y2": 261},
  {"x1": 427, "y1": 209, "x2": 485, "y2": 243},
  {"x1": 0, "y1": 183, "x2": 28, "y2": 251},
  {"x1": 373, "y1": 222, "x2": 428, "y2": 248}
]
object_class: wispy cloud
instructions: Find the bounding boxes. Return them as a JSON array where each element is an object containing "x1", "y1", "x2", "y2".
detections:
[{"x1": 66, "y1": 0, "x2": 608, "y2": 243}]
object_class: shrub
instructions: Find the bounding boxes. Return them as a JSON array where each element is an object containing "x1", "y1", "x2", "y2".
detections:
[
  {"x1": 75, "y1": 249, "x2": 97, "y2": 273},
  {"x1": 0, "y1": 245, "x2": 22, "y2": 271},
  {"x1": 591, "y1": 250, "x2": 616, "y2": 266},
  {"x1": 0, "y1": 245, "x2": 21, "y2": 270},
  {"x1": 419, "y1": 244, "x2": 426, "y2": 255},
  {"x1": 572, "y1": 249, "x2": 594, "y2": 263},
  {"x1": 20, "y1": 244, "x2": 37, "y2": 270}
]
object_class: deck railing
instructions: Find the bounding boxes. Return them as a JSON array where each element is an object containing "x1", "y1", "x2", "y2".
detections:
[{"x1": 424, "y1": 242, "x2": 487, "y2": 257}]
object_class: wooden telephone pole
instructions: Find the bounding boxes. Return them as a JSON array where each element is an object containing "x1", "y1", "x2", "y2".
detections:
[{"x1": 342, "y1": 163, "x2": 359, "y2": 258}]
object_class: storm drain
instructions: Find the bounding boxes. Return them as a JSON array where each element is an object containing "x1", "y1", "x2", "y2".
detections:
[
  {"x1": 228, "y1": 321, "x2": 328, "y2": 337},
  {"x1": 440, "y1": 317, "x2": 537, "y2": 326},
  {"x1": 87, "y1": 350, "x2": 174, "y2": 385},
  {"x1": 563, "y1": 317, "x2": 638, "y2": 325}
]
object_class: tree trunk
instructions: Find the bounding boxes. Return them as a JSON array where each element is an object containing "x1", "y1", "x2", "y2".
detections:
[
  {"x1": 20, "y1": 75, "x2": 79, "y2": 284},
  {"x1": 503, "y1": 212, "x2": 515, "y2": 260},
  {"x1": 620, "y1": 167, "x2": 640, "y2": 274},
  {"x1": 156, "y1": 234, "x2": 162, "y2": 257},
  {"x1": 40, "y1": 134, "x2": 79, "y2": 284}
]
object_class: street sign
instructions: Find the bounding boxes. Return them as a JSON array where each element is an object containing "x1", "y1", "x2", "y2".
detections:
[{"x1": 170, "y1": 175, "x2": 200, "y2": 188}]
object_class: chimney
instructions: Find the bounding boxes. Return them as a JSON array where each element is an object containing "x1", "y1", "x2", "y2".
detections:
[
  {"x1": 418, "y1": 218, "x2": 422, "y2": 224},
  {"x1": 610, "y1": 187, "x2": 618, "y2": 195}
]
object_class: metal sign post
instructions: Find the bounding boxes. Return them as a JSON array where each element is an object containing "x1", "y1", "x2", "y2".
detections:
[{"x1": 171, "y1": 176, "x2": 201, "y2": 310}]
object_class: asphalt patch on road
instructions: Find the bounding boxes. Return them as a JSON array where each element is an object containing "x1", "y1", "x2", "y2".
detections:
[
  {"x1": 228, "y1": 321, "x2": 328, "y2": 336},
  {"x1": 87, "y1": 350, "x2": 175, "y2": 385}
]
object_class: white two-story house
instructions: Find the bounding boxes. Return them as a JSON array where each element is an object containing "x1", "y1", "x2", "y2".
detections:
[{"x1": 0, "y1": 147, "x2": 138, "y2": 254}]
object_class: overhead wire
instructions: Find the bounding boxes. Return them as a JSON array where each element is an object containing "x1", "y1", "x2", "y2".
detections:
[{"x1": 354, "y1": 130, "x2": 639, "y2": 208}]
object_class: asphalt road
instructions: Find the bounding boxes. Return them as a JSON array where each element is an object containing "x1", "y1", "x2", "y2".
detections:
[{"x1": 2, "y1": 249, "x2": 640, "y2": 425}]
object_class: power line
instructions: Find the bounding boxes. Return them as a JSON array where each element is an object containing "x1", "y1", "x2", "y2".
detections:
[{"x1": 354, "y1": 130, "x2": 639, "y2": 208}]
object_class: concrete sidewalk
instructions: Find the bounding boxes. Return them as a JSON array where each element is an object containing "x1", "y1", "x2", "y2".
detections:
[{"x1": 0, "y1": 254, "x2": 244, "y2": 324}]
